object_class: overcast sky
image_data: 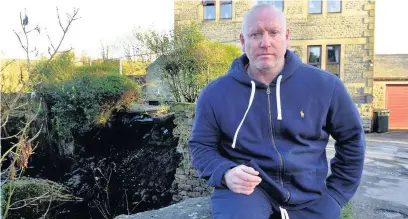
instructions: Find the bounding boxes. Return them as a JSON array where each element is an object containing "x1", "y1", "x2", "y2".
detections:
[
  {"x1": 374, "y1": 0, "x2": 408, "y2": 54},
  {"x1": 0, "y1": 0, "x2": 407, "y2": 59},
  {"x1": 0, "y1": 0, "x2": 175, "y2": 59}
]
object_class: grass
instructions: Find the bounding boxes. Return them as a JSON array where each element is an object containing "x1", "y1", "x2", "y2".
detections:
[{"x1": 340, "y1": 203, "x2": 353, "y2": 219}]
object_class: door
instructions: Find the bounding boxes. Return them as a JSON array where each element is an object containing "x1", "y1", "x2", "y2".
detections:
[{"x1": 386, "y1": 84, "x2": 408, "y2": 129}]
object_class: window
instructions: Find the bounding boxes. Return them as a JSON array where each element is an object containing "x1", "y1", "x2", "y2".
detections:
[
  {"x1": 309, "y1": 0, "x2": 322, "y2": 14},
  {"x1": 308, "y1": 46, "x2": 321, "y2": 68},
  {"x1": 328, "y1": 0, "x2": 341, "y2": 13},
  {"x1": 327, "y1": 45, "x2": 341, "y2": 77},
  {"x1": 203, "y1": 0, "x2": 215, "y2": 20},
  {"x1": 220, "y1": 0, "x2": 232, "y2": 19},
  {"x1": 257, "y1": 0, "x2": 284, "y2": 12}
]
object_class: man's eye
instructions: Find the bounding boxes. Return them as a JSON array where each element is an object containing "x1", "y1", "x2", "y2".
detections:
[{"x1": 251, "y1": 33, "x2": 261, "y2": 37}]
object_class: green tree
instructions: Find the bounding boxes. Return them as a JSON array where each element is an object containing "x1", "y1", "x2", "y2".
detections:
[
  {"x1": 136, "y1": 23, "x2": 241, "y2": 102},
  {"x1": 33, "y1": 50, "x2": 76, "y2": 84},
  {"x1": 192, "y1": 41, "x2": 242, "y2": 88}
]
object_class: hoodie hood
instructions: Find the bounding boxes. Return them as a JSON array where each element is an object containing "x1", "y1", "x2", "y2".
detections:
[
  {"x1": 228, "y1": 49, "x2": 303, "y2": 143},
  {"x1": 230, "y1": 51, "x2": 303, "y2": 151},
  {"x1": 228, "y1": 49, "x2": 302, "y2": 87}
]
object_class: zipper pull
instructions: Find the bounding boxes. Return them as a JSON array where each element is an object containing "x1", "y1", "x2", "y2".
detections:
[{"x1": 266, "y1": 86, "x2": 271, "y2": 95}]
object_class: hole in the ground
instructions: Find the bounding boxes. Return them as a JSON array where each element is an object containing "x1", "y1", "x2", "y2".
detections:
[
  {"x1": 2, "y1": 111, "x2": 183, "y2": 219},
  {"x1": 375, "y1": 208, "x2": 408, "y2": 218}
]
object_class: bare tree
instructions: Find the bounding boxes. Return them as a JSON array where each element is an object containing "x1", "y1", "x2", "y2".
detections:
[
  {"x1": 0, "y1": 7, "x2": 80, "y2": 219},
  {"x1": 122, "y1": 27, "x2": 157, "y2": 62},
  {"x1": 101, "y1": 41, "x2": 110, "y2": 60}
]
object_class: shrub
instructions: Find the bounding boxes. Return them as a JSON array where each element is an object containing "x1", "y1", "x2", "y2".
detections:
[{"x1": 38, "y1": 71, "x2": 141, "y2": 141}]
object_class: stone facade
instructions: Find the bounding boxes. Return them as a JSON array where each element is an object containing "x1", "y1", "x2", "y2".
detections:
[
  {"x1": 169, "y1": 103, "x2": 212, "y2": 203},
  {"x1": 174, "y1": 0, "x2": 376, "y2": 122}
]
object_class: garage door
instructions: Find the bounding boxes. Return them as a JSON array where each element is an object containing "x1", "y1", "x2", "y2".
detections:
[{"x1": 386, "y1": 84, "x2": 408, "y2": 129}]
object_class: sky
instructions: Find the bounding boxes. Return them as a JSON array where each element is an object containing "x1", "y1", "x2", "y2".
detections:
[
  {"x1": 374, "y1": 0, "x2": 408, "y2": 54},
  {"x1": 0, "y1": 0, "x2": 407, "y2": 60},
  {"x1": 0, "y1": 0, "x2": 175, "y2": 59}
]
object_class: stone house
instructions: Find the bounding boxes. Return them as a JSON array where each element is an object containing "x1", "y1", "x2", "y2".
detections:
[
  {"x1": 173, "y1": 0, "x2": 376, "y2": 131},
  {"x1": 373, "y1": 54, "x2": 408, "y2": 129}
]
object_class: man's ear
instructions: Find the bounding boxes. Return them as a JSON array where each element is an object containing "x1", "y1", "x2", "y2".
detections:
[
  {"x1": 240, "y1": 33, "x2": 245, "y2": 53},
  {"x1": 285, "y1": 28, "x2": 290, "y2": 49}
]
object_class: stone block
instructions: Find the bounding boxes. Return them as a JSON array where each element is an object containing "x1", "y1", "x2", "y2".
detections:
[
  {"x1": 177, "y1": 174, "x2": 187, "y2": 180},
  {"x1": 364, "y1": 30, "x2": 374, "y2": 37},
  {"x1": 176, "y1": 168, "x2": 184, "y2": 175},
  {"x1": 364, "y1": 44, "x2": 374, "y2": 50},
  {"x1": 363, "y1": 17, "x2": 374, "y2": 24},
  {"x1": 364, "y1": 4, "x2": 373, "y2": 11}
]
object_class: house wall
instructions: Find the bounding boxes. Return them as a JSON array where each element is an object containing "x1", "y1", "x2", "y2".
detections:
[{"x1": 373, "y1": 54, "x2": 408, "y2": 109}]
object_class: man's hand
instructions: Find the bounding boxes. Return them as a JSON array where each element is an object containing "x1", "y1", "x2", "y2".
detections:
[{"x1": 224, "y1": 165, "x2": 262, "y2": 195}]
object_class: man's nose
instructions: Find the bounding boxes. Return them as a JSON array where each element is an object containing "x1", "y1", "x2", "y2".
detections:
[{"x1": 259, "y1": 32, "x2": 271, "y2": 48}]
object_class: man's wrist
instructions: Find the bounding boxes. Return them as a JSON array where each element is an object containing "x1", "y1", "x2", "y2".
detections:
[
  {"x1": 221, "y1": 176, "x2": 227, "y2": 187},
  {"x1": 222, "y1": 168, "x2": 232, "y2": 187}
]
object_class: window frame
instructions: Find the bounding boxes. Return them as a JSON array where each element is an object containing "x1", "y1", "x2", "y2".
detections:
[
  {"x1": 308, "y1": 0, "x2": 322, "y2": 14},
  {"x1": 326, "y1": 45, "x2": 341, "y2": 77},
  {"x1": 203, "y1": 0, "x2": 216, "y2": 20},
  {"x1": 220, "y1": 0, "x2": 233, "y2": 19},
  {"x1": 307, "y1": 45, "x2": 322, "y2": 68},
  {"x1": 257, "y1": 0, "x2": 284, "y2": 12},
  {"x1": 328, "y1": 0, "x2": 342, "y2": 13}
]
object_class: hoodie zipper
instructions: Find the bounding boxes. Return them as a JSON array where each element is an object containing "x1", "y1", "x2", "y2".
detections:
[{"x1": 266, "y1": 85, "x2": 290, "y2": 202}]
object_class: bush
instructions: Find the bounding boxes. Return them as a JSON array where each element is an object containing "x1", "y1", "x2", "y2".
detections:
[
  {"x1": 38, "y1": 71, "x2": 141, "y2": 141},
  {"x1": 34, "y1": 51, "x2": 77, "y2": 84},
  {"x1": 76, "y1": 59, "x2": 120, "y2": 75}
]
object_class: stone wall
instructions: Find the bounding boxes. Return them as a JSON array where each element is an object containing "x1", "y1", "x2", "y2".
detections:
[
  {"x1": 115, "y1": 197, "x2": 211, "y2": 219},
  {"x1": 171, "y1": 167, "x2": 213, "y2": 203},
  {"x1": 169, "y1": 103, "x2": 213, "y2": 203},
  {"x1": 374, "y1": 54, "x2": 408, "y2": 79},
  {"x1": 372, "y1": 81, "x2": 408, "y2": 109}
]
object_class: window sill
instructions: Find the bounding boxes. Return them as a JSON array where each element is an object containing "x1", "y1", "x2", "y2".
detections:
[
  {"x1": 327, "y1": 12, "x2": 342, "y2": 16},
  {"x1": 202, "y1": 19, "x2": 216, "y2": 22}
]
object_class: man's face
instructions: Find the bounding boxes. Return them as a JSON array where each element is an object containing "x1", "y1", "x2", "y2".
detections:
[{"x1": 240, "y1": 9, "x2": 289, "y2": 71}]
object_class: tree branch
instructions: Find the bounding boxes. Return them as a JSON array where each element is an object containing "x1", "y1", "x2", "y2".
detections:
[
  {"x1": 13, "y1": 30, "x2": 27, "y2": 52},
  {"x1": 0, "y1": 59, "x2": 16, "y2": 73},
  {"x1": 46, "y1": 30, "x2": 56, "y2": 53},
  {"x1": 47, "y1": 7, "x2": 80, "y2": 62}
]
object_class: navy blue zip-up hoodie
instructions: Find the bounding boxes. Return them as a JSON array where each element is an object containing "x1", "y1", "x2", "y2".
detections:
[{"x1": 189, "y1": 50, "x2": 365, "y2": 211}]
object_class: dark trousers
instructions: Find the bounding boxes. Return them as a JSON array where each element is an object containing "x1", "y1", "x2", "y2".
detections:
[{"x1": 211, "y1": 187, "x2": 342, "y2": 219}]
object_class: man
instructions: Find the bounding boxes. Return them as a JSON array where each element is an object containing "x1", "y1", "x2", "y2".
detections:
[{"x1": 189, "y1": 4, "x2": 365, "y2": 219}]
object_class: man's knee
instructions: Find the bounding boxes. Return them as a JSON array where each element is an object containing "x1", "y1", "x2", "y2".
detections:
[{"x1": 211, "y1": 188, "x2": 273, "y2": 219}]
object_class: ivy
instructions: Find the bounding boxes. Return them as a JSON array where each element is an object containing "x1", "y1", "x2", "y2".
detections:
[{"x1": 37, "y1": 70, "x2": 141, "y2": 141}]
